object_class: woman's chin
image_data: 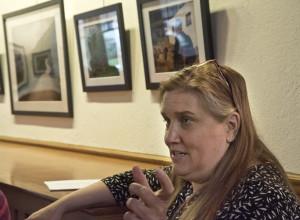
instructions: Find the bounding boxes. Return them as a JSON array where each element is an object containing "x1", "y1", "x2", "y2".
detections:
[{"x1": 172, "y1": 165, "x2": 189, "y2": 177}]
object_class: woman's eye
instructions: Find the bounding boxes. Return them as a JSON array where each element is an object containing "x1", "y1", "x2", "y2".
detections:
[{"x1": 182, "y1": 117, "x2": 192, "y2": 125}]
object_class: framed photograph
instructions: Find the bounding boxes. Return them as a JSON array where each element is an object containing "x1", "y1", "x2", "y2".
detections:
[
  {"x1": 2, "y1": 0, "x2": 73, "y2": 117},
  {"x1": 0, "y1": 56, "x2": 4, "y2": 94},
  {"x1": 13, "y1": 44, "x2": 28, "y2": 90},
  {"x1": 74, "y1": 3, "x2": 131, "y2": 92},
  {"x1": 32, "y1": 49, "x2": 52, "y2": 76},
  {"x1": 137, "y1": 0, "x2": 214, "y2": 89}
]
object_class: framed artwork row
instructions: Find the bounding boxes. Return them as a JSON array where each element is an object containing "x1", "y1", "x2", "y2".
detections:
[{"x1": 2, "y1": 0, "x2": 213, "y2": 117}]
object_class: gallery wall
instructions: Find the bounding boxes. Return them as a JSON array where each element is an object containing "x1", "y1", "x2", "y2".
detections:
[{"x1": 0, "y1": 0, "x2": 299, "y2": 174}]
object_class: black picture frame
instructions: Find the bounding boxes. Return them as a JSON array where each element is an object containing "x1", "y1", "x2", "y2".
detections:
[
  {"x1": 2, "y1": 0, "x2": 73, "y2": 117},
  {"x1": 0, "y1": 56, "x2": 4, "y2": 94},
  {"x1": 137, "y1": 0, "x2": 214, "y2": 89},
  {"x1": 74, "y1": 3, "x2": 131, "y2": 92}
]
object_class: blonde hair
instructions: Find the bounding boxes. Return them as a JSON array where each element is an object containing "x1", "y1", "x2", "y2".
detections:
[{"x1": 159, "y1": 61, "x2": 294, "y2": 220}]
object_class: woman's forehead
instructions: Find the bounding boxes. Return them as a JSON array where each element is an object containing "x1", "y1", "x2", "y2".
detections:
[{"x1": 161, "y1": 90, "x2": 202, "y2": 112}]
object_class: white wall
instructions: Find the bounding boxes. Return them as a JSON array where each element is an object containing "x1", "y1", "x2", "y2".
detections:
[{"x1": 0, "y1": 0, "x2": 299, "y2": 174}]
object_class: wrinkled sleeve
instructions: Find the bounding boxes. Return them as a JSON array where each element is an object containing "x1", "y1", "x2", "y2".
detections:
[{"x1": 102, "y1": 166, "x2": 171, "y2": 206}]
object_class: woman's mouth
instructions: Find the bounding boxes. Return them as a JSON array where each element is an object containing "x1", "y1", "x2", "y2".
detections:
[{"x1": 171, "y1": 151, "x2": 187, "y2": 159}]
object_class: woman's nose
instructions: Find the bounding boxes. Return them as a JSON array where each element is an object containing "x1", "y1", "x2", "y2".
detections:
[{"x1": 164, "y1": 124, "x2": 181, "y2": 146}]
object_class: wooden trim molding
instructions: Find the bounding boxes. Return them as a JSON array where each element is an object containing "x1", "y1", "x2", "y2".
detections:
[{"x1": 0, "y1": 136, "x2": 171, "y2": 166}]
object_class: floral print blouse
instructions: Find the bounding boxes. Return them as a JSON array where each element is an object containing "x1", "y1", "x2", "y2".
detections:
[{"x1": 102, "y1": 162, "x2": 300, "y2": 219}]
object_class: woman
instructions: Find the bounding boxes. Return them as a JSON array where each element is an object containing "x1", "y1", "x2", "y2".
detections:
[{"x1": 27, "y1": 60, "x2": 300, "y2": 220}]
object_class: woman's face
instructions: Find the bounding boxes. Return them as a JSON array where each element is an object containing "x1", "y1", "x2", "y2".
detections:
[{"x1": 161, "y1": 90, "x2": 230, "y2": 188}]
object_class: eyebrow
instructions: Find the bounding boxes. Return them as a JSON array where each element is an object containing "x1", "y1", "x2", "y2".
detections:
[{"x1": 160, "y1": 111, "x2": 196, "y2": 118}]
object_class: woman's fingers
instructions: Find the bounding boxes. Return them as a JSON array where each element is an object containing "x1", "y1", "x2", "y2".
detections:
[
  {"x1": 126, "y1": 197, "x2": 151, "y2": 218},
  {"x1": 132, "y1": 165, "x2": 150, "y2": 188},
  {"x1": 128, "y1": 183, "x2": 158, "y2": 205},
  {"x1": 126, "y1": 166, "x2": 170, "y2": 220},
  {"x1": 155, "y1": 168, "x2": 174, "y2": 200},
  {"x1": 126, "y1": 194, "x2": 167, "y2": 220},
  {"x1": 131, "y1": 166, "x2": 174, "y2": 202},
  {"x1": 123, "y1": 211, "x2": 141, "y2": 220}
]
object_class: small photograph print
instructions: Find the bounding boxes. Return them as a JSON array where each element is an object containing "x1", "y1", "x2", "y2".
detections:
[
  {"x1": 13, "y1": 44, "x2": 28, "y2": 90},
  {"x1": 149, "y1": 2, "x2": 198, "y2": 73},
  {"x1": 10, "y1": 18, "x2": 62, "y2": 102},
  {"x1": 32, "y1": 49, "x2": 52, "y2": 76},
  {"x1": 82, "y1": 18, "x2": 121, "y2": 78}
]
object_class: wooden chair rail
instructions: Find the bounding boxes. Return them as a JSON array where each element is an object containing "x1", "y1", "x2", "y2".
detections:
[{"x1": 0, "y1": 136, "x2": 171, "y2": 166}]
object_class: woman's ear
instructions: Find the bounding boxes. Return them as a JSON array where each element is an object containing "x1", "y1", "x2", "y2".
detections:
[{"x1": 226, "y1": 112, "x2": 240, "y2": 143}]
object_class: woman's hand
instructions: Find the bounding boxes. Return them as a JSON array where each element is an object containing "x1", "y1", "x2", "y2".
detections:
[{"x1": 124, "y1": 165, "x2": 174, "y2": 220}]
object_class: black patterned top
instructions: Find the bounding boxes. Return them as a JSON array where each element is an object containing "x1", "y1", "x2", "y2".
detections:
[{"x1": 102, "y1": 162, "x2": 300, "y2": 219}]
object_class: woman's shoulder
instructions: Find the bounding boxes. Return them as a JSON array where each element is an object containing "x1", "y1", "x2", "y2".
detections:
[
  {"x1": 243, "y1": 162, "x2": 284, "y2": 182},
  {"x1": 238, "y1": 162, "x2": 297, "y2": 201},
  {"x1": 217, "y1": 162, "x2": 300, "y2": 219}
]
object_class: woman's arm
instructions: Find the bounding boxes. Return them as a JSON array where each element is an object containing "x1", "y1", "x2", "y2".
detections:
[
  {"x1": 26, "y1": 166, "x2": 169, "y2": 220},
  {"x1": 26, "y1": 181, "x2": 116, "y2": 220}
]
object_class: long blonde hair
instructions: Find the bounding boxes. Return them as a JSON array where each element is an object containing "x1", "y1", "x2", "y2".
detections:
[{"x1": 159, "y1": 60, "x2": 294, "y2": 220}]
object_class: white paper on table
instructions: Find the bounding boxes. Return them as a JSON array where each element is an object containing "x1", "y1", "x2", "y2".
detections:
[{"x1": 44, "y1": 179, "x2": 99, "y2": 191}]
